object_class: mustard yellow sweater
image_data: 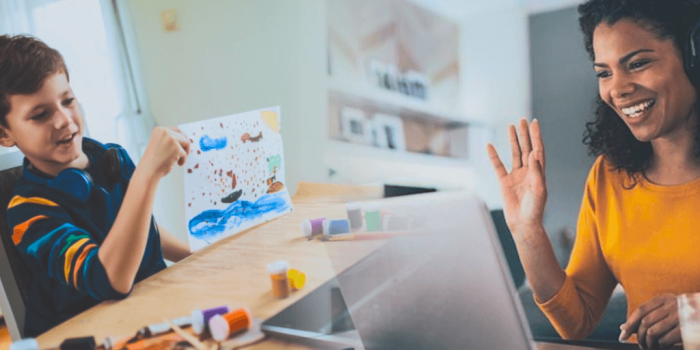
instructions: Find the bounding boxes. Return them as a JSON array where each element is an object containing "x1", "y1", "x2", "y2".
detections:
[{"x1": 536, "y1": 156, "x2": 700, "y2": 340}]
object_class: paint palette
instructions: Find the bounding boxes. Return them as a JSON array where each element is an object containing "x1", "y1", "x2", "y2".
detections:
[{"x1": 179, "y1": 107, "x2": 293, "y2": 251}]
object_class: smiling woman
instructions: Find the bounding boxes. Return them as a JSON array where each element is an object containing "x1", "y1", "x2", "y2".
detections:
[{"x1": 485, "y1": 0, "x2": 700, "y2": 349}]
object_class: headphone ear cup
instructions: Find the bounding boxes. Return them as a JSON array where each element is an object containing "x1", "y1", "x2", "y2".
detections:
[
  {"x1": 104, "y1": 148, "x2": 122, "y2": 185},
  {"x1": 686, "y1": 22, "x2": 700, "y2": 87},
  {"x1": 53, "y1": 169, "x2": 93, "y2": 203}
]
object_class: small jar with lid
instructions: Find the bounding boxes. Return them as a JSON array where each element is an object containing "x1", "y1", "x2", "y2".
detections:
[{"x1": 268, "y1": 260, "x2": 291, "y2": 298}]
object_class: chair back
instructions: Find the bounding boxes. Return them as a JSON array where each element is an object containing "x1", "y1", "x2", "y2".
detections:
[{"x1": 0, "y1": 151, "x2": 32, "y2": 340}]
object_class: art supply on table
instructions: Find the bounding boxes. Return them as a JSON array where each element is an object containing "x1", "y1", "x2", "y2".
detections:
[
  {"x1": 268, "y1": 260, "x2": 291, "y2": 298},
  {"x1": 60, "y1": 337, "x2": 96, "y2": 350},
  {"x1": 191, "y1": 305, "x2": 230, "y2": 335},
  {"x1": 9, "y1": 339, "x2": 38, "y2": 350},
  {"x1": 383, "y1": 214, "x2": 413, "y2": 231},
  {"x1": 288, "y1": 268, "x2": 306, "y2": 290},
  {"x1": 139, "y1": 316, "x2": 191, "y2": 337},
  {"x1": 208, "y1": 307, "x2": 253, "y2": 342},
  {"x1": 322, "y1": 231, "x2": 410, "y2": 241},
  {"x1": 364, "y1": 203, "x2": 381, "y2": 231},
  {"x1": 322, "y1": 219, "x2": 350, "y2": 235},
  {"x1": 163, "y1": 318, "x2": 208, "y2": 350},
  {"x1": 345, "y1": 202, "x2": 363, "y2": 230},
  {"x1": 301, "y1": 217, "x2": 325, "y2": 238}
]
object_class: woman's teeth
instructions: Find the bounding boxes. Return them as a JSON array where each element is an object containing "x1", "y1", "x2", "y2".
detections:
[{"x1": 622, "y1": 100, "x2": 655, "y2": 118}]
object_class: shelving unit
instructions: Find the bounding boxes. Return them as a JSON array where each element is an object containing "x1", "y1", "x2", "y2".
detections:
[
  {"x1": 324, "y1": 0, "x2": 483, "y2": 186},
  {"x1": 326, "y1": 77, "x2": 470, "y2": 125}
]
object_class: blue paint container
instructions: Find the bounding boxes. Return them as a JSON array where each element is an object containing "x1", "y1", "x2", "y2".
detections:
[{"x1": 322, "y1": 219, "x2": 350, "y2": 235}]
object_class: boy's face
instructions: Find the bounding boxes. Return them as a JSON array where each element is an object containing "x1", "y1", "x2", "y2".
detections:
[{"x1": 0, "y1": 72, "x2": 87, "y2": 176}]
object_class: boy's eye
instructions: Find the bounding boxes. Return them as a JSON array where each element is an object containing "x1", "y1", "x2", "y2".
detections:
[{"x1": 31, "y1": 112, "x2": 48, "y2": 120}]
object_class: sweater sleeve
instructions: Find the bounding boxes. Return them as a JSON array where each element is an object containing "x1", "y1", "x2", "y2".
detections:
[
  {"x1": 535, "y1": 157, "x2": 618, "y2": 339},
  {"x1": 7, "y1": 195, "x2": 128, "y2": 301}
]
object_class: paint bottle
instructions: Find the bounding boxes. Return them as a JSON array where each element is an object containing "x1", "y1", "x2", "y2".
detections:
[
  {"x1": 322, "y1": 219, "x2": 350, "y2": 235},
  {"x1": 208, "y1": 307, "x2": 252, "y2": 341},
  {"x1": 301, "y1": 218, "x2": 326, "y2": 237},
  {"x1": 383, "y1": 214, "x2": 413, "y2": 231},
  {"x1": 268, "y1": 260, "x2": 291, "y2": 298},
  {"x1": 288, "y1": 268, "x2": 307, "y2": 290},
  {"x1": 364, "y1": 203, "x2": 381, "y2": 231},
  {"x1": 191, "y1": 305, "x2": 230, "y2": 335},
  {"x1": 345, "y1": 202, "x2": 363, "y2": 231}
]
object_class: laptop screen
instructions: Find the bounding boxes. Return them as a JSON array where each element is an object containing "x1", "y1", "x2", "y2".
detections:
[{"x1": 263, "y1": 191, "x2": 535, "y2": 350}]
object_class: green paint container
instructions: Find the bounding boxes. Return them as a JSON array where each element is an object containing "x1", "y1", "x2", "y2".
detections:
[{"x1": 364, "y1": 203, "x2": 381, "y2": 231}]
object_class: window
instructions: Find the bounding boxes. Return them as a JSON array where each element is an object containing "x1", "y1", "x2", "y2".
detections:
[{"x1": 0, "y1": 0, "x2": 152, "y2": 158}]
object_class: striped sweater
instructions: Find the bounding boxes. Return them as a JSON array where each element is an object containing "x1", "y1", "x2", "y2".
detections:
[{"x1": 7, "y1": 138, "x2": 166, "y2": 336}]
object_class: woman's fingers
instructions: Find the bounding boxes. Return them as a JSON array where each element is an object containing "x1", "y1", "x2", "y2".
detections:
[
  {"x1": 518, "y1": 118, "x2": 532, "y2": 166},
  {"x1": 487, "y1": 143, "x2": 508, "y2": 178},
  {"x1": 508, "y1": 124, "x2": 523, "y2": 170},
  {"x1": 657, "y1": 325, "x2": 681, "y2": 349},
  {"x1": 530, "y1": 119, "x2": 545, "y2": 169}
]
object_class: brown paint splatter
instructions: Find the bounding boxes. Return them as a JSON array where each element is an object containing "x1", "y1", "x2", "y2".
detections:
[{"x1": 187, "y1": 169, "x2": 192, "y2": 173}]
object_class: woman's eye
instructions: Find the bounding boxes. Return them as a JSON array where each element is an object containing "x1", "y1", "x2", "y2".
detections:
[
  {"x1": 630, "y1": 60, "x2": 649, "y2": 70},
  {"x1": 63, "y1": 97, "x2": 76, "y2": 106},
  {"x1": 596, "y1": 71, "x2": 610, "y2": 79}
]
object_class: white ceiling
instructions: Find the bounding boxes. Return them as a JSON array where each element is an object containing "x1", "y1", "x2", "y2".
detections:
[{"x1": 407, "y1": 0, "x2": 585, "y2": 20}]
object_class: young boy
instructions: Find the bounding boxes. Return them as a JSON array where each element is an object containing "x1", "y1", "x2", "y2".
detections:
[{"x1": 0, "y1": 35, "x2": 192, "y2": 336}]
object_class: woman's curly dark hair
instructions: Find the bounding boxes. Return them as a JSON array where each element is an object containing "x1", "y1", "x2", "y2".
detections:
[{"x1": 578, "y1": 0, "x2": 700, "y2": 186}]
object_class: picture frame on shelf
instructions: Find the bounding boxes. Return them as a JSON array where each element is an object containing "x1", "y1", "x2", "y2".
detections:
[
  {"x1": 372, "y1": 113, "x2": 406, "y2": 151},
  {"x1": 340, "y1": 107, "x2": 370, "y2": 144}
]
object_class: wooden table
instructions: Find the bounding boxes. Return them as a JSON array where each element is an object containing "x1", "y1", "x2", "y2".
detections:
[{"x1": 36, "y1": 182, "x2": 623, "y2": 350}]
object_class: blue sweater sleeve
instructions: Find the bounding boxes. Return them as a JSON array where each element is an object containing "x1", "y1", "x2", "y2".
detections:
[{"x1": 7, "y1": 195, "x2": 128, "y2": 300}]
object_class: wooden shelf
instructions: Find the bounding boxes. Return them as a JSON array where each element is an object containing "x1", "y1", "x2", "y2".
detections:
[
  {"x1": 327, "y1": 77, "x2": 475, "y2": 126},
  {"x1": 325, "y1": 139, "x2": 469, "y2": 168}
]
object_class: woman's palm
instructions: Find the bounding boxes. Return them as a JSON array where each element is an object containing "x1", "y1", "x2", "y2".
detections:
[{"x1": 487, "y1": 119, "x2": 548, "y2": 233}]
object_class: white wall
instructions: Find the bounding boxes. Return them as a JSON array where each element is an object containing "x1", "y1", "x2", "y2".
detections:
[
  {"x1": 124, "y1": 0, "x2": 327, "y2": 241},
  {"x1": 458, "y1": 7, "x2": 532, "y2": 208}
]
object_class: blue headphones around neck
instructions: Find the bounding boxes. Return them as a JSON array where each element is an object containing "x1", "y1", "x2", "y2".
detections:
[{"x1": 22, "y1": 138, "x2": 126, "y2": 204}]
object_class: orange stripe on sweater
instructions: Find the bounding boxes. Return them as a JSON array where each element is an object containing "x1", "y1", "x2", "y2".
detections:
[
  {"x1": 64, "y1": 238, "x2": 89, "y2": 283},
  {"x1": 72, "y1": 244, "x2": 96, "y2": 289},
  {"x1": 8, "y1": 196, "x2": 58, "y2": 209},
  {"x1": 12, "y1": 215, "x2": 49, "y2": 245}
]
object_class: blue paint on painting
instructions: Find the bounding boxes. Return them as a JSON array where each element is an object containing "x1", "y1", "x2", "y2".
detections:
[
  {"x1": 200, "y1": 135, "x2": 227, "y2": 152},
  {"x1": 189, "y1": 193, "x2": 290, "y2": 240}
]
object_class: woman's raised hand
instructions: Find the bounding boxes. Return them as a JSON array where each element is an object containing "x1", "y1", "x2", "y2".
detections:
[{"x1": 486, "y1": 118, "x2": 547, "y2": 236}]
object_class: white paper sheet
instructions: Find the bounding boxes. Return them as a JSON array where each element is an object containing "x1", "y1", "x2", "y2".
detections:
[{"x1": 179, "y1": 107, "x2": 293, "y2": 251}]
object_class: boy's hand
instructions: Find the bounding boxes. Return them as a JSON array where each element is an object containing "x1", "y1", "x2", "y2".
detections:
[{"x1": 138, "y1": 126, "x2": 190, "y2": 181}]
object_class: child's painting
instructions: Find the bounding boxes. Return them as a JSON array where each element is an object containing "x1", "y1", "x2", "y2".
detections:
[{"x1": 179, "y1": 107, "x2": 293, "y2": 251}]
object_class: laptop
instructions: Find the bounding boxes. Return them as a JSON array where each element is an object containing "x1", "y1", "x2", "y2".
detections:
[{"x1": 261, "y1": 191, "x2": 651, "y2": 350}]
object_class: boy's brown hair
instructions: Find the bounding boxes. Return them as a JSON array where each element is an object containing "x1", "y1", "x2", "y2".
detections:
[{"x1": 0, "y1": 35, "x2": 68, "y2": 128}]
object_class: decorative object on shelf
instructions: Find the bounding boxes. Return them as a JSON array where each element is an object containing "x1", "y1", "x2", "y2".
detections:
[
  {"x1": 372, "y1": 113, "x2": 406, "y2": 151},
  {"x1": 340, "y1": 107, "x2": 371, "y2": 145},
  {"x1": 365, "y1": 59, "x2": 430, "y2": 101}
]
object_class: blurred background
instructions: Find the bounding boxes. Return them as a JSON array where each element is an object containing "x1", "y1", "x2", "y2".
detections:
[{"x1": 0, "y1": 0, "x2": 611, "y2": 341}]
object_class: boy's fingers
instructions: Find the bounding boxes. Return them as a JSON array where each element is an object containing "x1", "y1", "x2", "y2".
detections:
[
  {"x1": 508, "y1": 124, "x2": 523, "y2": 170},
  {"x1": 518, "y1": 118, "x2": 532, "y2": 166},
  {"x1": 177, "y1": 148, "x2": 188, "y2": 166},
  {"x1": 487, "y1": 143, "x2": 508, "y2": 178},
  {"x1": 167, "y1": 128, "x2": 191, "y2": 155}
]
